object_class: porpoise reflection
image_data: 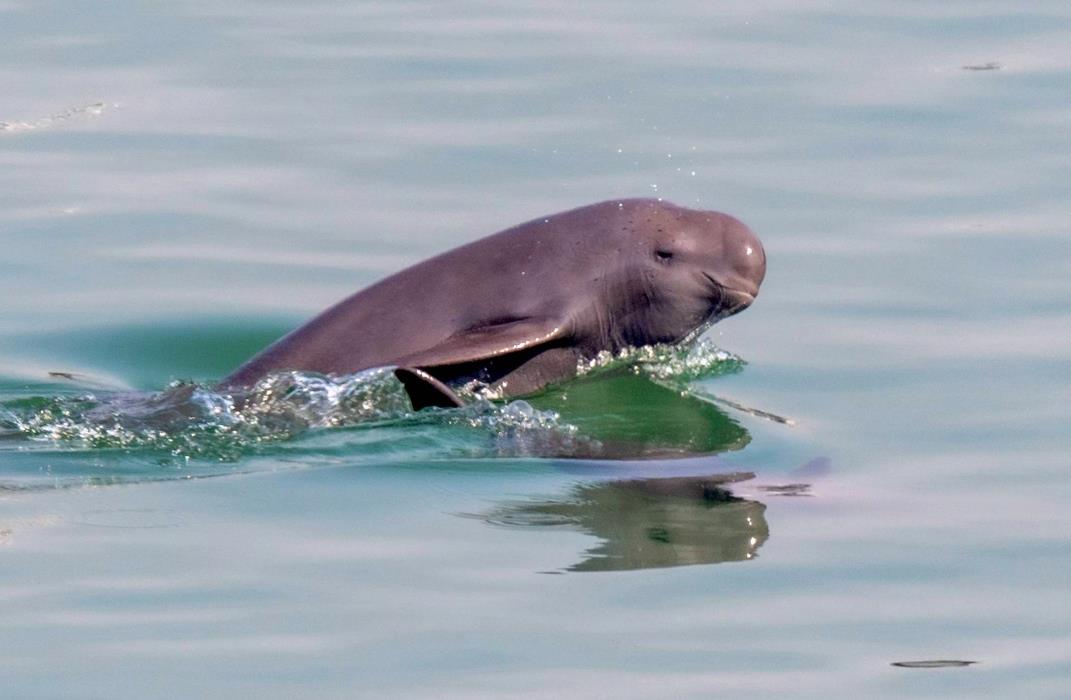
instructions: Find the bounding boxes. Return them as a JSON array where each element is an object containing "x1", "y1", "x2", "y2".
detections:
[{"x1": 480, "y1": 472, "x2": 770, "y2": 572}]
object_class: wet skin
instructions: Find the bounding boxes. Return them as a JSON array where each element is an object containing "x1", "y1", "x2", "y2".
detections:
[{"x1": 222, "y1": 198, "x2": 766, "y2": 408}]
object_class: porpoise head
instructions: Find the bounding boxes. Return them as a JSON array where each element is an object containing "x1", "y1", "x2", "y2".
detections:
[{"x1": 600, "y1": 199, "x2": 766, "y2": 349}]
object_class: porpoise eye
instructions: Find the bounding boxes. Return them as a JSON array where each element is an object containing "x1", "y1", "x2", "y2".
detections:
[{"x1": 655, "y1": 249, "x2": 674, "y2": 262}]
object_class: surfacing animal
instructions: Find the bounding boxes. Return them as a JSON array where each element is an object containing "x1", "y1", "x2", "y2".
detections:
[{"x1": 220, "y1": 198, "x2": 766, "y2": 409}]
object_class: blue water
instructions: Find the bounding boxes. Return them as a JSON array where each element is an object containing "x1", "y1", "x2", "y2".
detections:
[{"x1": 2, "y1": 2, "x2": 1070, "y2": 697}]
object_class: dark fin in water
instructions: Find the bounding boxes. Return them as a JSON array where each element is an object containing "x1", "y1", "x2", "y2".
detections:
[{"x1": 394, "y1": 367, "x2": 464, "y2": 410}]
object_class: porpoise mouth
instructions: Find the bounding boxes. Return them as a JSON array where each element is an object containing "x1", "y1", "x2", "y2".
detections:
[
  {"x1": 717, "y1": 288, "x2": 755, "y2": 319},
  {"x1": 704, "y1": 273, "x2": 756, "y2": 319}
]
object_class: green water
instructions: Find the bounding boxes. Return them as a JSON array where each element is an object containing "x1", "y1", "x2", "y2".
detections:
[{"x1": 2, "y1": 1, "x2": 1070, "y2": 697}]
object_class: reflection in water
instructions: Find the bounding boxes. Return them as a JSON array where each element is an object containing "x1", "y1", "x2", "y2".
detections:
[
  {"x1": 482, "y1": 472, "x2": 769, "y2": 572},
  {"x1": 481, "y1": 372, "x2": 767, "y2": 571}
]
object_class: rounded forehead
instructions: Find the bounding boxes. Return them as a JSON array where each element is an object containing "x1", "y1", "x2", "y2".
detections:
[{"x1": 614, "y1": 199, "x2": 741, "y2": 245}]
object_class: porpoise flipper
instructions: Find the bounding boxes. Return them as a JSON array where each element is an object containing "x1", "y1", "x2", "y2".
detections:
[
  {"x1": 391, "y1": 318, "x2": 571, "y2": 409},
  {"x1": 393, "y1": 316, "x2": 569, "y2": 370},
  {"x1": 394, "y1": 367, "x2": 464, "y2": 410}
]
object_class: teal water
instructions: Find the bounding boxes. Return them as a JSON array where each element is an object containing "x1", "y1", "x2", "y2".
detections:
[{"x1": 2, "y1": 2, "x2": 1070, "y2": 697}]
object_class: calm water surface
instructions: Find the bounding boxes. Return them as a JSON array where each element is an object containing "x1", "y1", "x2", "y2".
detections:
[{"x1": 2, "y1": 1, "x2": 1070, "y2": 697}]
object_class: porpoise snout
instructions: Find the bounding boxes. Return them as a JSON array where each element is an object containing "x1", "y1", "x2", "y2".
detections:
[{"x1": 722, "y1": 220, "x2": 766, "y2": 299}]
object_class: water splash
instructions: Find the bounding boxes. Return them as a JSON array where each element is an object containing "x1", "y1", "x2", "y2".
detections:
[
  {"x1": 1, "y1": 368, "x2": 572, "y2": 463},
  {"x1": 441, "y1": 399, "x2": 593, "y2": 458},
  {"x1": 3, "y1": 368, "x2": 411, "y2": 462},
  {"x1": 0, "y1": 340, "x2": 744, "y2": 474},
  {"x1": 577, "y1": 336, "x2": 744, "y2": 385},
  {"x1": 578, "y1": 338, "x2": 794, "y2": 426}
]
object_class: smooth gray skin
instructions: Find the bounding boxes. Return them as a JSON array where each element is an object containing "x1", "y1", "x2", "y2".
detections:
[{"x1": 221, "y1": 198, "x2": 766, "y2": 406}]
